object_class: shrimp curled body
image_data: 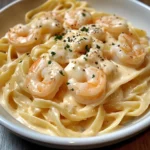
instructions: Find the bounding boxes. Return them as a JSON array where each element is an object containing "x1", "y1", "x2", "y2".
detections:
[
  {"x1": 64, "y1": 9, "x2": 93, "y2": 29},
  {"x1": 7, "y1": 24, "x2": 41, "y2": 53},
  {"x1": 96, "y1": 15, "x2": 129, "y2": 38},
  {"x1": 110, "y1": 33, "x2": 146, "y2": 67},
  {"x1": 26, "y1": 57, "x2": 65, "y2": 99},
  {"x1": 65, "y1": 64, "x2": 107, "y2": 104},
  {"x1": 31, "y1": 13, "x2": 63, "y2": 35}
]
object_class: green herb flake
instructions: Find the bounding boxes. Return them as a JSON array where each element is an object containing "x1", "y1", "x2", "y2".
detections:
[
  {"x1": 71, "y1": 88, "x2": 74, "y2": 91},
  {"x1": 64, "y1": 44, "x2": 70, "y2": 50},
  {"x1": 96, "y1": 45, "x2": 101, "y2": 49},
  {"x1": 66, "y1": 82, "x2": 70, "y2": 85},
  {"x1": 55, "y1": 35, "x2": 63, "y2": 41},
  {"x1": 84, "y1": 57, "x2": 88, "y2": 61},
  {"x1": 92, "y1": 74, "x2": 95, "y2": 78},
  {"x1": 85, "y1": 45, "x2": 90, "y2": 52},
  {"x1": 82, "y1": 13, "x2": 86, "y2": 17},
  {"x1": 80, "y1": 27, "x2": 89, "y2": 32},
  {"x1": 19, "y1": 60, "x2": 22, "y2": 63},
  {"x1": 67, "y1": 37, "x2": 71, "y2": 42},
  {"x1": 59, "y1": 70, "x2": 65, "y2": 76},
  {"x1": 51, "y1": 52, "x2": 56, "y2": 56},
  {"x1": 48, "y1": 60, "x2": 52, "y2": 64}
]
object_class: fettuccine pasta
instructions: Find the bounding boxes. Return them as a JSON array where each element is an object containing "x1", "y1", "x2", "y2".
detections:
[{"x1": 0, "y1": 0, "x2": 150, "y2": 137}]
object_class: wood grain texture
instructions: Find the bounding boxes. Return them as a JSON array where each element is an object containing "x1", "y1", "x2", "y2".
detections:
[
  {"x1": 141, "y1": 0, "x2": 150, "y2": 5},
  {"x1": 0, "y1": 0, "x2": 150, "y2": 150}
]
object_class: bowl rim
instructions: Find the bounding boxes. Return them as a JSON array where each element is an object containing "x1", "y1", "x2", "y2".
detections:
[{"x1": 0, "y1": 0, "x2": 150, "y2": 147}]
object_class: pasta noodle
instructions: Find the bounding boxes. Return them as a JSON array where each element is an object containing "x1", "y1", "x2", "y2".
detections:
[{"x1": 0, "y1": 0, "x2": 150, "y2": 137}]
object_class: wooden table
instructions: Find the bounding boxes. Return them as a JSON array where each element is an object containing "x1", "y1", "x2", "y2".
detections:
[{"x1": 0, "y1": 0, "x2": 150, "y2": 150}]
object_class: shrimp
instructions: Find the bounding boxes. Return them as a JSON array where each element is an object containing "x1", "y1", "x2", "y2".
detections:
[
  {"x1": 65, "y1": 63, "x2": 107, "y2": 104},
  {"x1": 48, "y1": 41, "x2": 80, "y2": 66},
  {"x1": 96, "y1": 15, "x2": 129, "y2": 37},
  {"x1": 110, "y1": 33, "x2": 146, "y2": 67},
  {"x1": 7, "y1": 24, "x2": 41, "y2": 53},
  {"x1": 48, "y1": 30, "x2": 92, "y2": 66},
  {"x1": 30, "y1": 13, "x2": 63, "y2": 35},
  {"x1": 79, "y1": 24, "x2": 106, "y2": 41},
  {"x1": 26, "y1": 57, "x2": 65, "y2": 99},
  {"x1": 63, "y1": 30, "x2": 92, "y2": 53},
  {"x1": 64, "y1": 9, "x2": 93, "y2": 29}
]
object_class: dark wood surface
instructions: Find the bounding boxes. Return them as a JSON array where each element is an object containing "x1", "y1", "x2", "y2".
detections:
[
  {"x1": 141, "y1": 0, "x2": 150, "y2": 5},
  {"x1": 0, "y1": 0, "x2": 150, "y2": 150}
]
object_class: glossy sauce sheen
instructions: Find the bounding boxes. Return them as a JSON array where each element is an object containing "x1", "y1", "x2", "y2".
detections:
[{"x1": 0, "y1": 0, "x2": 148, "y2": 142}]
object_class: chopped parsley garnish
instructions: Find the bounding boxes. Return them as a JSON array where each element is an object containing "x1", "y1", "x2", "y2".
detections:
[
  {"x1": 67, "y1": 37, "x2": 71, "y2": 42},
  {"x1": 96, "y1": 45, "x2": 101, "y2": 49},
  {"x1": 84, "y1": 57, "x2": 87, "y2": 61},
  {"x1": 66, "y1": 82, "x2": 70, "y2": 85},
  {"x1": 69, "y1": 49, "x2": 72, "y2": 52},
  {"x1": 80, "y1": 27, "x2": 89, "y2": 32},
  {"x1": 64, "y1": 44, "x2": 72, "y2": 52},
  {"x1": 82, "y1": 13, "x2": 86, "y2": 17},
  {"x1": 64, "y1": 44, "x2": 70, "y2": 49},
  {"x1": 51, "y1": 51, "x2": 56, "y2": 56},
  {"x1": 48, "y1": 60, "x2": 52, "y2": 64},
  {"x1": 55, "y1": 35, "x2": 63, "y2": 41},
  {"x1": 112, "y1": 43, "x2": 115, "y2": 45},
  {"x1": 19, "y1": 60, "x2": 22, "y2": 63},
  {"x1": 59, "y1": 70, "x2": 65, "y2": 76},
  {"x1": 85, "y1": 45, "x2": 90, "y2": 52},
  {"x1": 71, "y1": 88, "x2": 74, "y2": 91},
  {"x1": 92, "y1": 74, "x2": 95, "y2": 78}
]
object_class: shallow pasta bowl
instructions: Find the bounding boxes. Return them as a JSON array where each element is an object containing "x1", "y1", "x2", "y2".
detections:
[{"x1": 0, "y1": 0, "x2": 150, "y2": 149}]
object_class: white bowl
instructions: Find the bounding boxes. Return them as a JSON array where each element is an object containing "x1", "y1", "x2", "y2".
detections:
[{"x1": 0, "y1": 0, "x2": 150, "y2": 149}]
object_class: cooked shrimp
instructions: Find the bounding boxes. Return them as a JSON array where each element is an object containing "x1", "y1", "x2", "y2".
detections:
[
  {"x1": 31, "y1": 15, "x2": 63, "y2": 35},
  {"x1": 65, "y1": 64, "x2": 106, "y2": 104},
  {"x1": 79, "y1": 24, "x2": 106, "y2": 41},
  {"x1": 26, "y1": 57, "x2": 65, "y2": 99},
  {"x1": 96, "y1": 15, "x2": 129, "y2": 37},
  {"x1": 110, "y1": 33, "x2": 146, "y2": 67},
  {"x1": 48, "y1": 41, "x2": 81, "y2": 66},
  {"x1": 74, "y1": 46, "x2": 117, "y2": 76},
  {"x1": 64, "y1": 9, "x2": 93, "y2": 29},
  {"x1": 7, "y1": 24, "x2": 41, "y2": 53},
  {"x1": 48, "y1": 30, "x2": 92, "y2": 65},
  {"x1": 63, "y1": 30, "x2": 92, "y2": 53}
]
